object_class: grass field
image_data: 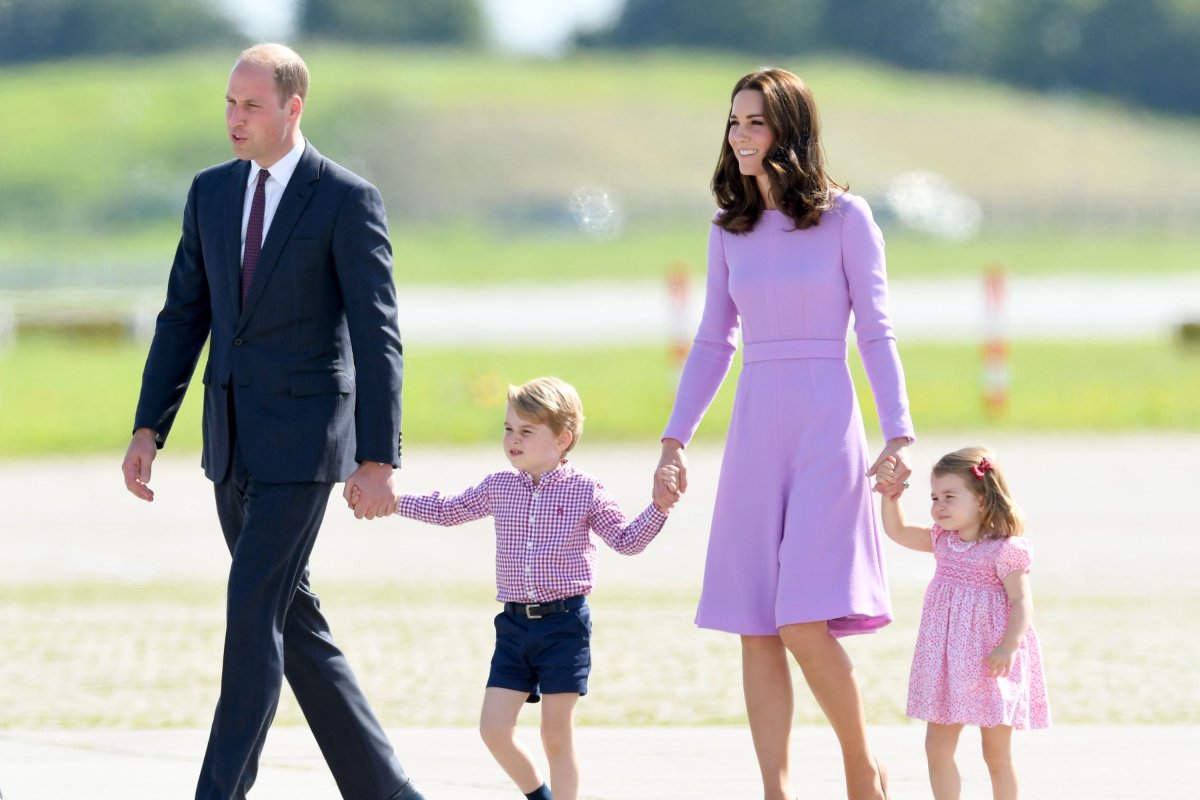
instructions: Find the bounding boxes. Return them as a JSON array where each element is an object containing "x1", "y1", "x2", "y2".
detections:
[
  {"x1": 2, "y1": 46, "x2": 1200, "y2": 288},
  {"x1": 1, "y1": 579, "x2": 1192, "y2": 728},
  {"x1": 1, "y1": 333, "x2": 1198, "y2": 456}
]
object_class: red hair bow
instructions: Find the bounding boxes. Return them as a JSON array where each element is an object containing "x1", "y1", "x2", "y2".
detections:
[{"x1": 971, "y1": 458, "x2": 993, "y2": 480}]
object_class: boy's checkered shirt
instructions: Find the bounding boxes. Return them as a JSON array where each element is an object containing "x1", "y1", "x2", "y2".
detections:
[{"x1": 396, "y1": 461, "x2": 668, "y2": 603}]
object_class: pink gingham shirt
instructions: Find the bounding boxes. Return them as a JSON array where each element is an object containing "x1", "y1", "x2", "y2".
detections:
[{"x1": 396, "y1": 461, "x2": 668, "y2": 603}]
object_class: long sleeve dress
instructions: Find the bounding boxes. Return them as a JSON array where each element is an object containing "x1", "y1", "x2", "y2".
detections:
[{"x1": 663, "y1": 193, "x2": 914, "y2": 636}]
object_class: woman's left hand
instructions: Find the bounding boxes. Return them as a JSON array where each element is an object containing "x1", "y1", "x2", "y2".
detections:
[{"x1": 867, "y1": 437, "x2": 912, "y2": 498}]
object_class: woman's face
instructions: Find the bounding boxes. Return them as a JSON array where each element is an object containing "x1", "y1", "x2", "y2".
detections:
[{"x1": 728, "y1": 89, "x2": 776, "y2": 179}]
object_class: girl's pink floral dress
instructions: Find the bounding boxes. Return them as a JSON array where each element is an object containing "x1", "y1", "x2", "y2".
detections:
[{"x1": 907, "y1": 524, "x2": 1051, "y2": 729}]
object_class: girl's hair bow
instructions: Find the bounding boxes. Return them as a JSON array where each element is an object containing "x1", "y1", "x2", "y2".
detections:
[{"x1": 971, "y1": 457, "x2": 993, "y2": 480}]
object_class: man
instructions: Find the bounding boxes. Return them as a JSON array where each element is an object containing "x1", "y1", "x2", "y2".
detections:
[{"x1": 121, "y1": 43, "x2": 424, "y2": 799}]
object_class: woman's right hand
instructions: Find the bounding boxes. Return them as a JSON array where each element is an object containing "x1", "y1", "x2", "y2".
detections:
[{"x1": 654, "y1": 438, "x2": 688, "y2": 508}]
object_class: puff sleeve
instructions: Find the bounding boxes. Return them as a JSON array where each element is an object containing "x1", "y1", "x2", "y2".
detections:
[{"x1": 995, "y1": 537, "x2": 1033, "y2": 580}]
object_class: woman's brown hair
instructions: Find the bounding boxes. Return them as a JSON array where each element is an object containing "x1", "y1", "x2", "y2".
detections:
[
  {"x1": 712, "y1": 68, "x2": 844, "y2": 234},
  {"x1": 932, "y1": 447, "x2": 1024, "y2": 539}
]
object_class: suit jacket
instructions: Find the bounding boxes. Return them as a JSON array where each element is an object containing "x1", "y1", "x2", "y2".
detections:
[{"x1": 134, "y1": 141, "x2": 403, "y2": 484}]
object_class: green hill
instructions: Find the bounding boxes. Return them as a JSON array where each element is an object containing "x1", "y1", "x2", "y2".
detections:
[{"x1": 2, "y1": 45, "x2": 1199, "y2": 288}]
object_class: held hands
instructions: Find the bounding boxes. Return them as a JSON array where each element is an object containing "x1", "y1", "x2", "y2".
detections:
[
  {"x1": 342, "y1": 461, "x2": 399, "y2": 520},
  {"x1": 653, "y1": 439, "x2": 688, "y2": 511},
  {"x1": 121, "y1": 428, "x2": 159, "y2": 502},
  {"x1": 868, "y1": 438, "x2": 912, "y2": 499},
  {"x1": 874, "y1": 455, "x2": 904, "y2": 498},
  {"x1": 985, "y1": 644, "x2": 1018, "y2": 678},
  {"x1": 654, "y1": 464, "x2": 682, "y2": 513}
]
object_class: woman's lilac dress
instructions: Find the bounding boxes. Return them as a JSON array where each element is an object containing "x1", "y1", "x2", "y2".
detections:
[{"x1": 663, "y1": 194, "x2": 914, "y2": 636}]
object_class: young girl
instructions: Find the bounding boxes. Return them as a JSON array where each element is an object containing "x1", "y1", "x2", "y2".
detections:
[{"x1": 878, "y1": 447, "x2": 1050, "y2": 800}]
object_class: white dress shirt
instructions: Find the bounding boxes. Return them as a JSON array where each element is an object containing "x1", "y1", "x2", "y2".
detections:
[{"x1": 240, "y1": 138, "x2": 306, "y2": 261}]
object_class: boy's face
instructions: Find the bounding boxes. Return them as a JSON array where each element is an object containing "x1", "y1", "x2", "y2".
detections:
[{"x1": 503, "y1": 404, "x2": 571, "y2": 476}]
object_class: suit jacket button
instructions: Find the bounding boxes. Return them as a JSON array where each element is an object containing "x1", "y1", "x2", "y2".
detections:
[
  {"x1": 220, "y1": 383, "x2": 227, "y2": 390},
  {"x1": 233, "y1": 338, "x2": 243, "y2": 346}
]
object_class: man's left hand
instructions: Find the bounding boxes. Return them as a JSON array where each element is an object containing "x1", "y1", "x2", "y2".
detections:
[{"x1": 343, "y1": 461, "x2": 397, "y2": 520}]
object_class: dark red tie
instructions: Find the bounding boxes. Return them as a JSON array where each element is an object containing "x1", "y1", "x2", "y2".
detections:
[{"x1": 241, "y1": 168, "x2": 270, "y2": 303}]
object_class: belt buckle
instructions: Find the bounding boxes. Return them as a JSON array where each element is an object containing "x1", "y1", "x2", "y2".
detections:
[{"x1": 524, "y1": 604, "x2": 543, "y2": 620}]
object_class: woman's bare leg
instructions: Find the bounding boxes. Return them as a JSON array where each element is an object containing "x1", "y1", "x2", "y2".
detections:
[
  {"x1": 778, "y1": 622, "x2": 885, "y2": 800},
  {"x1": 742, "y1": 634, "x2": 795, "y2": 800}
]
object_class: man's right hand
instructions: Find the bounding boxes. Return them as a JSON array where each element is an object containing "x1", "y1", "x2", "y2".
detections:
[{"x1": 122, "y1": 428, "x2": 159, "y2": 502}]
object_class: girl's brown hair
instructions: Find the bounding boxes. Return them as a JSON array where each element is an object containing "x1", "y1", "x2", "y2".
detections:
[
  {"x1": 933, "y1": 447, "x2": 1024, "y2": 539},
  {"x1": 712, "y1": 68, "x2": 845, "y2": 234}
]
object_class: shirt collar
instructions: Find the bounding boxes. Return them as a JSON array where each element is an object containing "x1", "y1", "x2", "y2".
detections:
[
  {"x1": 520, "y1": 459, "x2": 572, "y2": 488},
  {"x1": 249, "y1": 138, "x2": 305, "y2": 190}
]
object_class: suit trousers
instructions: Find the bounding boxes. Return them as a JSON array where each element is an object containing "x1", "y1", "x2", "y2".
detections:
[{"x1": 197, "y1": 423, "x2": 408, "y2": 799}]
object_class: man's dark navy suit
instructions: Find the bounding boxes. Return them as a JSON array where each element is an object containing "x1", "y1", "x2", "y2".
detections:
[{"x1": 134, "y1": 142, "x2": 412, "y2": 799}]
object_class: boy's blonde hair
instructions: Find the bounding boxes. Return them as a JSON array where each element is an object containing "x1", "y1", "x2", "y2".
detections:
[
  {"x1": 507, "y1": 377, "x2": 585, "y2": 454},
  {"x1": 932, "y1": 447, "x2": 1024, "y2": 539}
]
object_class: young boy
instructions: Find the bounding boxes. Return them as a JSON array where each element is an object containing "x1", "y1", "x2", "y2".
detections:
[{"x1": 381, "y1": 377, "x2": 679, "y2": 800}]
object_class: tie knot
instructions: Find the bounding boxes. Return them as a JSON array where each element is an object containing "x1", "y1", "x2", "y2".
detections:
[{"x1": 257, "y1": 169, "x2": 270, "y2": 185}]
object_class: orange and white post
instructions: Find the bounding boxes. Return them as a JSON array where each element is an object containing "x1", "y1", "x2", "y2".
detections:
[
  {"x1": 666, "y1": 263, "x2": 691, "y2": 374},
  {"x1": 982, "y1": 265, "x2": 1009, "y2": 418}
]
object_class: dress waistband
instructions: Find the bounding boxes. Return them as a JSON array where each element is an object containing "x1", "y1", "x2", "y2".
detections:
[{"x1": 743, "y1": 339, "x2": 846, "y2": 363}]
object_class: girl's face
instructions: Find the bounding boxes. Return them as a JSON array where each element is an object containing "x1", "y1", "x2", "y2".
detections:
[
  {"x1": 728, "y1": 89, "x2": 776, "y2": 182},
  {"x1": 503, "y1": 404, "x2": 570, "y2": 479},
  {"x1": 930, "y1": 472, "x2": 985, "y2": 539}
]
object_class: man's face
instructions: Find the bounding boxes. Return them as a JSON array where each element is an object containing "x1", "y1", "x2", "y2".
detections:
[{"x1": 225, "y1": 60, "x2": 299, "y2": 168}]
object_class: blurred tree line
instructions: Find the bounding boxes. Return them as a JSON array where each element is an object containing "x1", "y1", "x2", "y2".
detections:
[
  {"x1": 0, "y1": 0, "x2": 481, "y2": 62},
  {"x1": 581, "y1": 0, "x2": 1200, "y2": 117},
  {"x1": 1, "y1": 0, "x2": 1194, "y2": 118}
]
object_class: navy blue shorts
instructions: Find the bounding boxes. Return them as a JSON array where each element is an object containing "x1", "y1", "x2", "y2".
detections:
[{"x1": 488, "y1": 595, "x2": 591, "y2": 703}]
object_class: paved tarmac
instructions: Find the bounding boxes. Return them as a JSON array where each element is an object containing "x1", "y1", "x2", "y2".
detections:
[
  {"x1": 2, "y1": 435, "x2": 1197, "y2": 798},
  {"x1": 6, "y1": 273, "x2": 1200, "y2": 347},
  {"x1": 2, "y1": 723, "x2": 1196, "y2": 798}
]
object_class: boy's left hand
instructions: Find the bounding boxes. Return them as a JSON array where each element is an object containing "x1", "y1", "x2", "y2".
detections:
[
  {"x1": 654, "y1": 464, "x2": 682, "y2": 512},
  {"x1": 985, "y1": 645, "x2": 1017, "y2": 678}
]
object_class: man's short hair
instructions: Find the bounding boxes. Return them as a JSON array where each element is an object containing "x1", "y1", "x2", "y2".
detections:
[{"x1": 238, "y1": 43, "x2": 309, "y2": 106}]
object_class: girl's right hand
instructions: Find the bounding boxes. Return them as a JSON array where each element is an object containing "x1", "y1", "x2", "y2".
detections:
[
  {"x1": 653, "y1": 438, "x2": 688, "y2": 509},
  {"x1": 874, "y1": 455, "x2": 905, "y2": 497},
  {"x1": 868, "y1": 438, "x2": 912, "y2": 498}
]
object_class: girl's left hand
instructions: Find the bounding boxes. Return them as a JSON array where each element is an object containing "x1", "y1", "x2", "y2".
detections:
[
  {"x1": 985, "y1": 645, "x2": 1017, "y2": 678},
  {"x1": 868, "y1": 438, "x2": 912, "y2": 498}
]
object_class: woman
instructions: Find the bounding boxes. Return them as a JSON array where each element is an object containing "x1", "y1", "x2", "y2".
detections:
[{"x1": 654, "y1": 68, "x2": 913, "y2": 799}]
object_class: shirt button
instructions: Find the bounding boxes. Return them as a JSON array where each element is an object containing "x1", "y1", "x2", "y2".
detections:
[
  {"x1": 528, "y1": 591, "x2": 536, "y2": 599},
  {"x1": 526, "y1": 542, "x2": 533, "y2": 549}
]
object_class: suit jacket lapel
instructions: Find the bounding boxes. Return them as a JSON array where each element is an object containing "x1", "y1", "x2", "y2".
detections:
[
  {"x1": 238, "y1": 143, "x2": 321, "y2": 326},
  {"x1": 225, "y1": 159, "x2": 251, "y2": 308}
]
